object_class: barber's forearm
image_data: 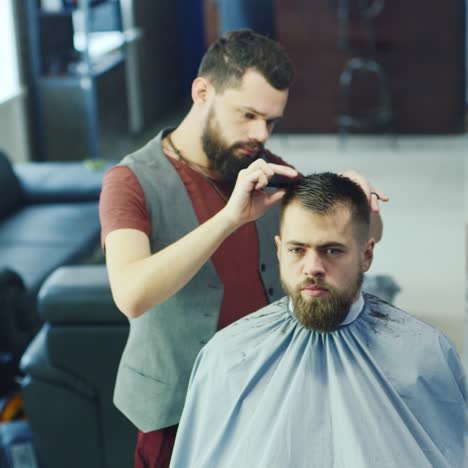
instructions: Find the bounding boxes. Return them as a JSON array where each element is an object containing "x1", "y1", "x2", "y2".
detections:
[
  {"x1": 110, "y1": 161, "x2": 297, "y2": 318},
  {"x1": 113, "y1": 210, "x2": 239, "y2": 318}
]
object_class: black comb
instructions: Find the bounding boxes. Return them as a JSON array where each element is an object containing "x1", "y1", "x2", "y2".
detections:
[{"x1": 258, "y1": 151, "x2": 302, "y2": 188}]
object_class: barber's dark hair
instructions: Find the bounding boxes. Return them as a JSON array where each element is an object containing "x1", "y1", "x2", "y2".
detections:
[
  {"x1": 198, "y1": 29, "x2": 294, "y2": 92},
  {"x1": 280, "y1": 173, "x2": 371, "y2": 243}
]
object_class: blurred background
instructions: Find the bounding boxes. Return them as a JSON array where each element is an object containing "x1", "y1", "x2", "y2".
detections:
[
  {"x1": 2, "y1": 0, "x2": 466, "y2": 162},
  {"x1": 0, "y1": 1, "x2": 466, "y2": 467}
]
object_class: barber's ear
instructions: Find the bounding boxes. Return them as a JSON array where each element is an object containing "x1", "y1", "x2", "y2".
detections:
[
  {"x1": 192, "y1": 77, "x2": 213, "y2": 105},
  {"x1": 275, "y1": 235, "x2": 281, "y2": 261},
  {"x1": 362, "y1": 238, "x2": 375, "y2": 272}
]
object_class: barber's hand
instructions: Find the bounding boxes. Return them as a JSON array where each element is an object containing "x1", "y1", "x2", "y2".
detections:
[
  {"x1": 340, "y1": 169, "x2": 389, "y2": 212},
  {"x1": 222, "y1": 159, "x2": 298, "y2": 227}
]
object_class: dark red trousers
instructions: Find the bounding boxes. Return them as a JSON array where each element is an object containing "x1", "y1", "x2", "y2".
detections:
[{"x1": 134, "y1": 425, "x2": 178, "y2": 468}]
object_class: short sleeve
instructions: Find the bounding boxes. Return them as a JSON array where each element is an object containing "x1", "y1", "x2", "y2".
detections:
[{"x1": 99, "y1": 166, "x2": 151, "y2": 249}]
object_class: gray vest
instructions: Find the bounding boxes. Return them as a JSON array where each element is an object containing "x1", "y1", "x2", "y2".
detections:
[{"x1": 113, "y1": 131, "x2": 283, "y2": 431}]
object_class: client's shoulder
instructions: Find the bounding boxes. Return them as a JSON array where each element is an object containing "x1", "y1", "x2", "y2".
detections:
[{"x1": 363, "y1": 293, "x2": 455, "y2": 347}]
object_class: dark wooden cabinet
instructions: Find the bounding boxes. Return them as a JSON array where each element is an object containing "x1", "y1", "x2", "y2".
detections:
[{"x1": 275, "y1": 0, "x2": 466, "y2": 133}]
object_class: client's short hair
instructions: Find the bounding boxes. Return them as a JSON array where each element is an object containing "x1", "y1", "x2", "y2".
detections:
[{"x1": 280, "y1": 173, "x2": 371, "y2": 243}]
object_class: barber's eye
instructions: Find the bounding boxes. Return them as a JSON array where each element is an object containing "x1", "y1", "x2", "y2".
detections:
[
  {"x1": 244, "y1": 112, "x2": 256, "y2": 120},
  {"x1": 326, "y1": 248, "x2": 341, "y2": 255}
]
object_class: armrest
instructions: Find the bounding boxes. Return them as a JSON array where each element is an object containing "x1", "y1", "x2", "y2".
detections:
[
  {"x1": 38, "y1": 266, "x2": 127, "y2": 325},
  {"x1": 19, "y1": 325, "x2": 95, "y2": 398},
  {"x1": 13, "y1": 160, "x2": 115, "y2": 204}
]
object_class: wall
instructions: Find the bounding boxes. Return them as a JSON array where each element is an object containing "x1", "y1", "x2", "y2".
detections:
[{"x1": 275, "y1": 0, "x2": 466, "y2": 133}]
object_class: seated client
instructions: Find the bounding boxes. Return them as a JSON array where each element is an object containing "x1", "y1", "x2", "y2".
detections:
[{"x1": 169, "y1": 172, "x2": 466, "y2": 468}]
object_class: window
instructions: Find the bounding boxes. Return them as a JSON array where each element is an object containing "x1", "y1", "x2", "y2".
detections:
[{"x1": 0, "y1": 0, "x2": 21, "y2": 104}]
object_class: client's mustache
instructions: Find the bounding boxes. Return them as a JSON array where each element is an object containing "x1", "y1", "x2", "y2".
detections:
[{"x1": 298, "y1": 278, "x2": 331, "y2": 291}]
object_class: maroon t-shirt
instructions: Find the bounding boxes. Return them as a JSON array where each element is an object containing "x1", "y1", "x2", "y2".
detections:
[{"x1": 99, "y1": 149, "x2": 289, "y2": 465}]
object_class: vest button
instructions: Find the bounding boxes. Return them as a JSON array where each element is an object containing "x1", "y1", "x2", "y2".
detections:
[
  {"x1": 260, "y1": 263, "x2": 266, "y2": 272},
  {"x1": 268, "y1": 287, "x2": 274, "y2": 296}
]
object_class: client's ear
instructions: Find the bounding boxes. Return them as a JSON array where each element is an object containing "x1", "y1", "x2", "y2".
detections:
[{"x1": 362, "y1": 238, "x2": 375, "y2": 272}]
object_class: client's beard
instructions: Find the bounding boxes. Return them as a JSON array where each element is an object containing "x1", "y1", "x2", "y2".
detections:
[{"x1": 281, "y1": 273, "x2": 363, "y2": 332}]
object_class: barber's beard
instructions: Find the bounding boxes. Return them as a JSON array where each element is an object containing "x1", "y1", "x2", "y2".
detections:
[
  {"x1": 201, "y1": 108, "x2": 263, "y2": 182},
  {"x1": 281, "y1": 272, "x2": 363, "y2": 332}
]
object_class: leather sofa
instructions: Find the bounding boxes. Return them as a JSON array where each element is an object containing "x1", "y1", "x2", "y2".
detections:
[
  {"x1": 0, "y1": 151, "x2": 112, "y2": 370},
  {"x1": 20, "y1": 266, "x2": 135, "y2": 468},
  {"x1": 20, "y1": 264, "x2": 400, "y2": 468}
]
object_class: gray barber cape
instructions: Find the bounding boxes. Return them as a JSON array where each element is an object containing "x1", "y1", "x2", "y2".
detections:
[{"x1": 170, "y1": 294, "x2": 467, "y2": 468}]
